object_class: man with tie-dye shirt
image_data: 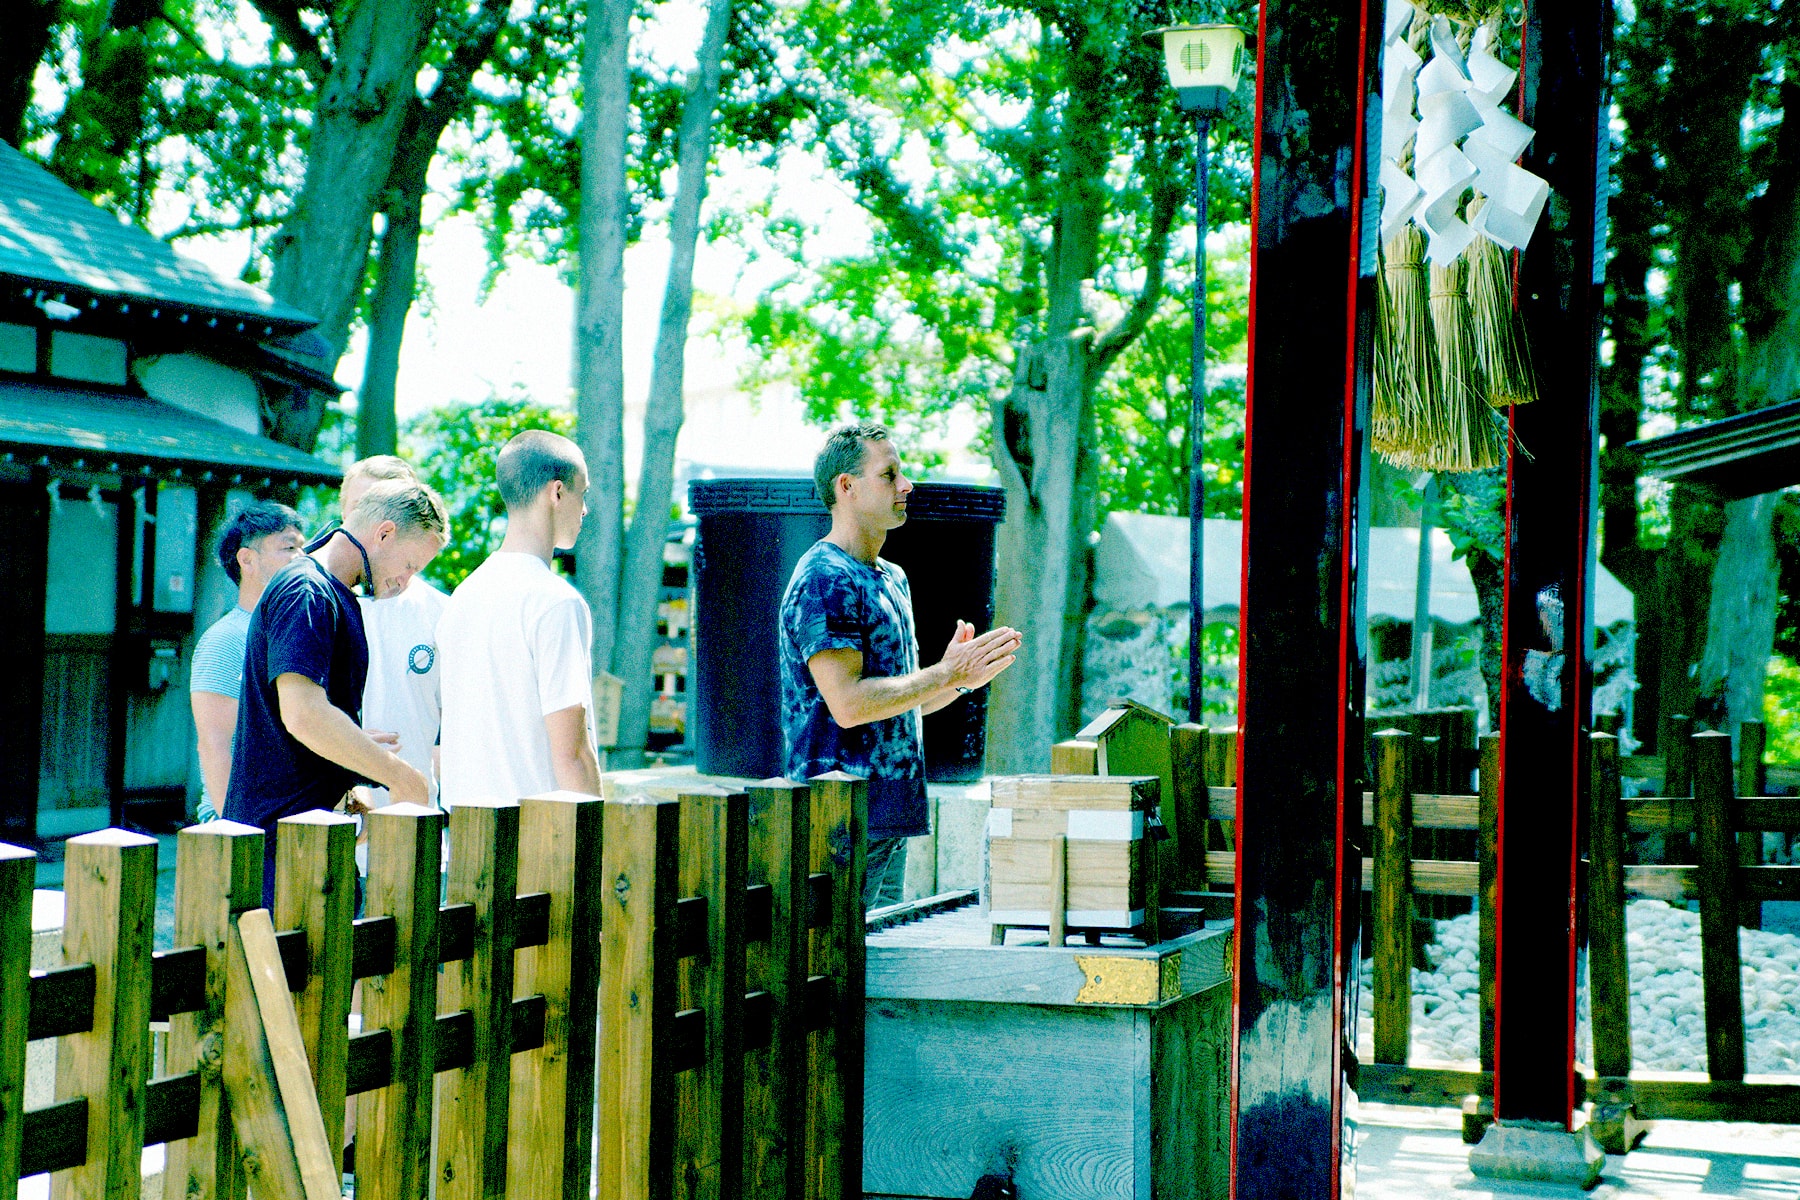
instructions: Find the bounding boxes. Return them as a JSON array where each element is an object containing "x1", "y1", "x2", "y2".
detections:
[{"x1": 779, "y1": 423, "x2": 1022, "y2": 909}]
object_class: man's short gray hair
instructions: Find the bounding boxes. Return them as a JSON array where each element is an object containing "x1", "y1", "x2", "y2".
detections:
[
  {"x1": 814, "y1": 422, "x2": 891, "y2": 508},
  {"x1": 497, "y1": 430, "x2": 585, "y2": 509},
  {"x1": 348, "y1": 478, "x2": 449, "y2": 540}
]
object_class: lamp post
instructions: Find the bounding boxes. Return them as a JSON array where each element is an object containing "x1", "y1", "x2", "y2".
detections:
[{"x1": 1144, "y1": 22, "x2": 1246, "y2": 724}]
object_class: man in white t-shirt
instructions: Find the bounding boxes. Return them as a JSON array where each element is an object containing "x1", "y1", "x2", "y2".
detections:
[
  {"x1": 438, "y1": 430, "x2": 601, "y2": 803},
  {"x1": 340, "y1": 456, "x2": 450, "y2": 807}
]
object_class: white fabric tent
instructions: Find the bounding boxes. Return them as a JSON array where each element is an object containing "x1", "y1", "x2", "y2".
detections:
[{"x1": 1092, "y1": 512, "x2": 1634, "y2": 627}]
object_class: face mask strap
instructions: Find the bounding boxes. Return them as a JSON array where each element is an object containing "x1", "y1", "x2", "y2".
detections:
[{"x1": 305, "y1": 523, "x2": 376, "y2": 597}]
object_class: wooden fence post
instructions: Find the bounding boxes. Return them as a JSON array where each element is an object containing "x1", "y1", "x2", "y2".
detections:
[
  {"x1": 1049, "y1": 740, "x2": 1099, "y2": 775},
  {"x1": 272, "y1": 810, "x2": 356, "y2": 1160},
  {"x1": 1738, "y1": 721, "x2": 1767, "y2": 930},
  {"x1": 511, "y1": 792, "x2": 605, "y2": 1200},
  {"x1": 1663, "y1": 713, "x2": 1693, "y2": 797},
  {"x1": 358, "y1": 803, "x2": 445, "y2": 1200},
  {"x1": 0, "y1": 842, "x2": 34, "y2": 1200},
  {"x1": 166, "y1": 821, "x2": 264, "y2": 1200},
  {"x1": 52, "y1": 828, "x2": 158, "y2": 1200},
  {"x1": 1588, "y1": 734, "x2": 1632, "y2": 1079},
  {"x1": 1372, "y1": 730, "x2": 1413, "y2": 1066},
  {"x1": 1171, "y1": 724, "x2": 1209, "y2": 891},
  {"x1": 743, "y1": 783, "x2": 810, "y2": 1200},
  {"x1": 1693, "y1": 731, "x2": 1746, "y2": 1083},
  {"x1": 599, "y1": 795, "x2": 680, "y2": 1200},
  {"x1": 675, "y1": 787, "x2": 748, "y2": 1200},
  {"x1": 1206, "y1": 727, "x2": 1238, "y2": 787},
  {"x1": 1477, "y1": 733, "x2": 1499, "y2": 1076},
  {"x1": 804, "y1": 773, "x2": 866, "y2": 1200},
  {"x1": 437, "y1": 800, "x2": 521, "y2": 1200}
]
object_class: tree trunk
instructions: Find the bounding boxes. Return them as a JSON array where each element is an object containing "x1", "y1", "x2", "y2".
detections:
[
  {"x1": 986, "y1": 339, "x2": 1100, "y2": 772},
  {"x1": 0, "y1": 0, "x2": 59, "y2": 148},
  {"x1": 358, "y1": 187, "x2": 422, "y2": 458},
  {"x1": 1694, "y1": 495, "x2": 1781, "y2": 733},
  {"x1": 265, "y1": 0, "x2": 438, "y2": 447},
  {"x1": 353, "y1": 0, "x2": 510, "y2": 459},
  {"x1": 984, "y1": 16, "x2": 1116, "y2": 772},
  {"x1": 572, "y1": 0, "x2": 632, "y2": 676},
  {"x1": 610, "y1": 0, "x2": 735, "y2": 758},
  {"x1": 1693, "y1": 78, "x2": 1800, "y2": 737}
]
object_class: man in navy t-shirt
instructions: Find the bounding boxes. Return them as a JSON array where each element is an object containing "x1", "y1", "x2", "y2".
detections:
[
  {"x1": 778, "y1": 423, "x2": 1022, "y2": 909},
  {"x1": 227, "y1": 478, "x2": 449, "y2": 905}
]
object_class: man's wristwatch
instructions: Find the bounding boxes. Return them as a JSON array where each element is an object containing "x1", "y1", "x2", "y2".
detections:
[{"x1": 955, "y1": 686, "x2": 973, "y2": 695}]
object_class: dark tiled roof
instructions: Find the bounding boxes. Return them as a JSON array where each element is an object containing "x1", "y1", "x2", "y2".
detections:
[
  {"x1": 0, "y1": 380, "x2": 342, "y2": 484},
  {"x1": 1630, "y1": 397, "x2": 1800, "y2": 499},
  {"x1": 0, "y1": 142, "x2": 316, "y2": 331}
]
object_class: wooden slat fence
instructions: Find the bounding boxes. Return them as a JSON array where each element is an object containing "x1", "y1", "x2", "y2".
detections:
[{"x1": 0, "y1": 775, "x2": 866, "y2": 1200}]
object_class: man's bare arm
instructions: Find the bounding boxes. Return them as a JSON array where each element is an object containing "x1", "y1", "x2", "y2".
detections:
[
  {"x1": 544, "y1": 703, "x2": 602, "y2": 795},
  {"x1": 191, "y1": 690, "x2": 237, "y2": 805},
  {"x1": 274, "y1": 674, "x2": 429, "y2": 804},
  {"x1": 808, "y1": 624, "x2": 1021, "y2": 729}
]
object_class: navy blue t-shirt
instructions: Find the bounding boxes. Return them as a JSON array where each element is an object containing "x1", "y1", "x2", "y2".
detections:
[
  {"x1": 224, "y1": 555, "x2": 369, "y2": 900},
  {"x1": 778, "y1": 540, "x2": 927, "y2": 840}
]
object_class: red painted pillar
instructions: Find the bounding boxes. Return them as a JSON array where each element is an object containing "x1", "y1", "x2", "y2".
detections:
[
  {"x1": 1230, "y1": 1, "x2": 1379, "y2": 1195},
  {"x1": 1493, "y1": 1, "x2": 1612, "y2": 1126}
]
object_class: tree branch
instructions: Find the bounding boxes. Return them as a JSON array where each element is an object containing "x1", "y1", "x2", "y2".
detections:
[
  {"x1": 1089, "y1": 166, "x2": 1180, "y2": 375},
  {"x1": 247, "y1": 0, "x2": 327, "y2": 83}
]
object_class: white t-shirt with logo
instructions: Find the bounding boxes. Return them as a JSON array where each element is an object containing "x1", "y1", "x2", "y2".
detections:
[
  {"x1": 438, "y1": 552, "x2": 597, "y2": 807},
  {"x1": 359, "y1": 575, "x2": 450, "y2": 805}
]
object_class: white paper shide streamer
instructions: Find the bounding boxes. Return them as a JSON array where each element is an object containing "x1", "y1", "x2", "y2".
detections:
[{"x1": 1379, "y1": 3, "x2": 1549, "y2": 262}]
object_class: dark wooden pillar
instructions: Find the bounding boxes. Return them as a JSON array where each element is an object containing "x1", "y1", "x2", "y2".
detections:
[
  {"x1": 0, "y1": 480, "x2": 48, "y2": 846},
  {"x1": 1231, "y1": 1, "x2": 1378, "y2": 1195},
  {"x1": 1492, "y1": 1, "x2": 1612, "y2": 1127}
]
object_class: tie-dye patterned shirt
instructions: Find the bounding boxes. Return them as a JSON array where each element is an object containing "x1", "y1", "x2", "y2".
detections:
[{"x1": 779, "y1": 540, "x2": 928, "y2": 840}]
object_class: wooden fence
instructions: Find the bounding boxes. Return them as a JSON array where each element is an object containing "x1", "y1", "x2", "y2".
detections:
[{"x1": 0, "y1": 775, "x2": 867, "y2": 1200}]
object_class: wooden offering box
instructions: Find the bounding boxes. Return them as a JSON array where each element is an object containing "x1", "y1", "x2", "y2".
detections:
[
  {"x1": 866, "y1": 901, "x2": 1230, "y2": 1200},
  {"x1": 987, "y1": 775, "x2": 1159, "y2": 934}
]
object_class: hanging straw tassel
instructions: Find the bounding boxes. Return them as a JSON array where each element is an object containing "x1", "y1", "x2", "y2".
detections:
[
  {"x1": 1466, "y1": 216, "x2": 1538, "y2": 406},
  {"x1": 1374, "y1": 222, "x2": 1443, "y2": 466},
  {"x1": 1425, "y1": 254, "x2": 1505, "y2": 470}
]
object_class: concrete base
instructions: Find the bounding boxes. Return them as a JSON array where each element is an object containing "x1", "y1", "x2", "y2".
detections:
[
  {"x1": 1460, "y1": 1095, "x2": 1494, "y2": 1145},
  {"x1": 1468, "y1": 1120, "x2": 1605, "y2": 1189},
  {"x1": 1585, "y1": 1101, "x2": 1651, "y2": 1155}
]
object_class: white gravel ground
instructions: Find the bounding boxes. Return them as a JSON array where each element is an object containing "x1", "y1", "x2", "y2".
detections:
[{"x1": 1357, "y1": 899, "x2": 1800, "y2": 1074}]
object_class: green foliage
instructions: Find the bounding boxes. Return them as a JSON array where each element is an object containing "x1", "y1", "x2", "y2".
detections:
[
  {"x1": 1093, "y1": 229, "x2": 1250, "y2": 520},
  {"x1": 399, "y1": 391, "x2": 577, "y2": 590},
  {"x1": 1765, "y1": 654, "x2": 1800, "y2": 765},
  {"x1": 733, "y1": 0, "x2": 1256, "y2": 520}
]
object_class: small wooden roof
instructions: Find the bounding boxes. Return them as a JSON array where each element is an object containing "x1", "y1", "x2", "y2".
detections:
[
  {"x1": 1077, "y1": 698, "x2": 1176, "y2": 740},
  {"x1": 1629, "y1": 397, "x2": 1800, "y2": 499}
]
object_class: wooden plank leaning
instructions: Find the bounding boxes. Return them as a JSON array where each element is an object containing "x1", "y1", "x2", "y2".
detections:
[
  {"x1": 166, "y1": 821, "x2": 264, "y2": 1200},
  {"x1": 52, "y1": 828, "x2": 158, "y2": 1200},
  {"x1": 511, "y1": 792, "x2": 604, "y2": 1200},
  {"x1": 1371, "y1": 729, "x2": 1412, "y2": 1067},
  {"x1": 272, "y1": 810, "x2": 356, "y2": 1163},
  {"x1": 436, "y1": 800, "x2": 521, "y2": 1200},
  {"x1": 598, "y1": 795, "x2": 680, "y2": 1200},
  {"x1": 675, "y1": 787, "x2": 748, "y2": 1200},
  {"x1": 743, "y1": 783, "x2": 809, "y2": 1200},
  {"x1": 1694, "y1": 731, "x2": 1746, "y2": 1083},
  {"x1": 804, "y1": 773, "x2": 867, "y2": 1200},
  {"x1": 359, "y1": 803, "x2": 445, "y2": 1200},
  {"x1": 222, "y1": 908, "x2": 340, "y2": 1200},
  {"x1": 0, "y1": 842, "x2": 34, "y2": 1200}
]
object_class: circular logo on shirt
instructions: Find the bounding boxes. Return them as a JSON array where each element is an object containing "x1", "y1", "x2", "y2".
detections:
[{"x1": 408, "y1": 644, "x2": 435, "y2": 675}]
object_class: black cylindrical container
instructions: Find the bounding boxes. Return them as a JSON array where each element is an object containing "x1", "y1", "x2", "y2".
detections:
[{"x1": 688, "y1": 478, "x2": 1004, "y2": 782}]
